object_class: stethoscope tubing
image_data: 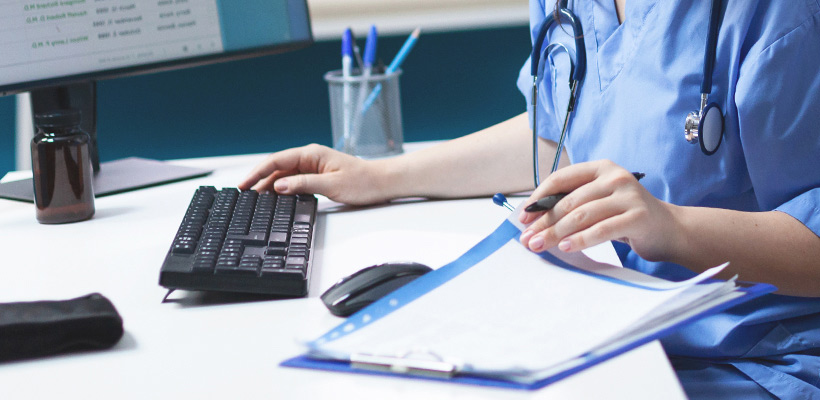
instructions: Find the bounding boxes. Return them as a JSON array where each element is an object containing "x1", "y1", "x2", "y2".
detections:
[
  {"x1": 531, "y1": 5, "x2": 586, "y2": 187},
  {"x1": 702, "y1": 0, "x2": 722, "y2": 95},
  {"x1": 530, "y1": 0, "x2": 723, "y2": 189}
]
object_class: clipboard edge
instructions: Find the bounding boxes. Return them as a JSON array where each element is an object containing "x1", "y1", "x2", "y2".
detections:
[{"x1": 282, "y1": 282, "x2": 776, "y2": 391}]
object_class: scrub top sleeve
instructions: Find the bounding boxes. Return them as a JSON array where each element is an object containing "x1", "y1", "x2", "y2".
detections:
[{"x1": 734, "y1": 19, "x2": 820, "y2": 237}]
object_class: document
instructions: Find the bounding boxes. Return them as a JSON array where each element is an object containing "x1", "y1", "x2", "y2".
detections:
[{"x1": 292, "y1": 217, "x2": 772, "y2": 387}]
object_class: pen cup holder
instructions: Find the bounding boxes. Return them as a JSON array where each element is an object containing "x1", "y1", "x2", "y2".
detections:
[{"x1": 325, "y1": 69, "x2": 404, "y2": 158}]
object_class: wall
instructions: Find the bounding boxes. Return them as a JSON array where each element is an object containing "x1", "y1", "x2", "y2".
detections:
[
  {"x1": 308, "y1": 0, "x2": 528, "y2": 39},
  {"x1": 0, "y1": 98, "x2": 12, "y2": 176},
  {"x1": 0, "y1": 25, "x2": 532, "y2": 177}
]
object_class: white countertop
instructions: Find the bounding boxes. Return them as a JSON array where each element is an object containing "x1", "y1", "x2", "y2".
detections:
[{"x1": 0, "y1": 148, "x2": 686, "y2": 399}]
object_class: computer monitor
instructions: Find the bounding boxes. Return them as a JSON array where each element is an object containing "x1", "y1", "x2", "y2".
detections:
[{"x1": 0, "y1": 0, "x2": 312, "y2": 202}]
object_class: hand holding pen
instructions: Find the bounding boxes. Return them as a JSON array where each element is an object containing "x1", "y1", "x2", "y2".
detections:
[
  {"x1": 525, "y1": 172, "x2": 645, "y2": 212},
  {"x1": 516, "y1": 162, "x2": 671, "y2": 257}
]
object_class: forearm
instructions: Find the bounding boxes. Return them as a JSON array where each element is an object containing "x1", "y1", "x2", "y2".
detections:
[
  {"x1": 667, "y1": 205, "x2": 820, "y2": 297},
  {"x1": 374, "y1": 112, "x2": 561, "y2": 200}
]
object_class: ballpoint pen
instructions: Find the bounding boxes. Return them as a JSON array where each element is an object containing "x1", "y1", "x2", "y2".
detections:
[
  {"x1": 351, "y1": 25, "x2": 378, "y2": 143},
  {"x1": 340, "y1": 28, "x2": 354, "y2": 152},
  {"x1": 525, "y1": 172, "x2": 646, "y2": 212},
  {"x1": 492, "y1": 193, "x2": 515, "y2": 212},
  {"x1": 360, "y1": 27, "x2": 421, "y2": 114},
  {"x1": 348, "y1": 30, "x2": 364, "y2": 70},
  {"x1": 361, "y1": 25, "x2": 378, "y2": 78}
]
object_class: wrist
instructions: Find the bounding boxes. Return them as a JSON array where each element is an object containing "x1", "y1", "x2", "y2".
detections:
[
  {"x1": 662, "y1": 203, "x2": 696, "y2": 266},
  {"x1": 371, "y1": 157, "x2": 408, "y2": 201}
]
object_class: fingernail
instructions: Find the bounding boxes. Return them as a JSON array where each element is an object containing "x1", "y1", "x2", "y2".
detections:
[
  {"x1": 274, "y1": 179, "x2": 289, "y2": 193},
  {"x1": 558, "y1": 238, "x2": 571, "y2": 252},
  {"x1": 529, "y1": 235, "x2": 544, "y2": 252},
  {"x1": 520, "y1": 229, "x2": 534, "y2": 244}
]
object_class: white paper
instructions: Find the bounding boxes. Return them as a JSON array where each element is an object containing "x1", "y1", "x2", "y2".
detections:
[{"x1": 313, "y1": 240, "x2": 735, "y2": 375}]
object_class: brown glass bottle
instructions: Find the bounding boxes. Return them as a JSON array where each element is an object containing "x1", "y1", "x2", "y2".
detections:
[{"x1": 31, "y1": 110, "x2": 95, "y2": 224}]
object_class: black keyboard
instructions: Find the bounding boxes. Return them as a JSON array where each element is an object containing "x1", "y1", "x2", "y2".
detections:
[{"x1": 159, "y1": 186, "x2": 317, "y2": 297}]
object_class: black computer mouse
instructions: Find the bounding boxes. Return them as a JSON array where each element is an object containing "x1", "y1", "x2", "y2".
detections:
[{"x1": 320, "y1": 262, "x2": 432, "y2": 317}]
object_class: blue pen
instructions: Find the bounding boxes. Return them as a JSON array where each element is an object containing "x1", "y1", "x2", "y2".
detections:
[
  {"x1": 492, "y1": 193, "x2": 515, "y2": 212},
  {"x1": 363, "y1": 25, "x2": 378, "y2": 72},
  {"x1": 361, "y1": 27, "x2": 421, "y2": 113},
  {"x1": 351, "y1": 25, "x2": 378, "y2": 143},
  {"x1": 340, "y1": 28, "x2": 355, "y2": 152},
  {"x1": 357, "y1": 25, "x2": 377, "y2": 92}
]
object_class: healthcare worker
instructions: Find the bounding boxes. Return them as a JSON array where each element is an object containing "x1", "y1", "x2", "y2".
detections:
[{"x1": 240, "y1": 1, "x2": 820, "y2": 398}]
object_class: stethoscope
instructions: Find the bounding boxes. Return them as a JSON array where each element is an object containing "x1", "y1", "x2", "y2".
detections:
[{"x1": 530, "y1": 0, "x2": 724, "y2": 188}]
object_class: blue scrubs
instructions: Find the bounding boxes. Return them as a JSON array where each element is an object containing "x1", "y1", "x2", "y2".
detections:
[{"x1": 517, "y1": 1, "x2": 820, "y2": 398}]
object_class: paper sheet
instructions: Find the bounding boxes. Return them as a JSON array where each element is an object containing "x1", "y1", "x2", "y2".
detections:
[{"x1": 313, "y1": 240, "x2": 730, "y2": 373}]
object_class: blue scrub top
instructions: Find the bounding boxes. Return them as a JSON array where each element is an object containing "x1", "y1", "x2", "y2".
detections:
[{"x1": 517, "y1": 1, "x2": 820, "y2": 398}]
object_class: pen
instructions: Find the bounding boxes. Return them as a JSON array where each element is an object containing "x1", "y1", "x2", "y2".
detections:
[
  {"x1": 340, "y1": 28, "x2": 354, "y2": 152},
  {"x1": 362, "y1": 25, "x2": 378, "y2": 75},
  {"x1": 348, "y1": 29, "x2": 364, "y2": 70},
  {"x1": 524, "y1": 172, "x2": 646, "y2": 212},
  {"x1": 351, "y1": 25, "x2": 378, "y2": 142},
  {"x1": 492, "y1": 193, "x2": 515, "y2": 212},
  {"x1": 360, "y1": 27, "x2": 421, "y2": 113}
]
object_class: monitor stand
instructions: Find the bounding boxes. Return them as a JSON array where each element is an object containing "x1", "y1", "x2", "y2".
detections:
[{"x1": 0, "y1": 81, "x2": 211, "y2": 203}]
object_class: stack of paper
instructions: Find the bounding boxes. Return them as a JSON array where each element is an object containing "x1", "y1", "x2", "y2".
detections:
[{"x1": 291, "y1": 219, "x2": 772, "y2": 387}]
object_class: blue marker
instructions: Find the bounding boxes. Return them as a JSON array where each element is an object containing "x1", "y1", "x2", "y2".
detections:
[{"x1": 361, "y1": 27, "x2": 421, "y2": 113}]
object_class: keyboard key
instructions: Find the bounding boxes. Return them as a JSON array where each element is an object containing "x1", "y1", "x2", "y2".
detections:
[
  {"x1": 269, "y1": 231, "x2": 288, "y2": 246},
  {"x1": 260, "y1": 267, "x2": 285, "y2": 277},
  {"x1": 262, "y1": 258, "x2": 285, "y2": 269},
  {"x1": 286, "y1": 256, "x2": 306, "y2": 267},
  {"x1": 240, "y1": 255, "x2": 262, "y2": 268},
  {"x1": 172, "y1": 241, "x2": 196, "y2": 254},
  {"x1": 215, "y1": 264, "x2": 257, "y2": 275},
  {"x1": 192, "y1": 260, "x2": 216, "y2": 274}
]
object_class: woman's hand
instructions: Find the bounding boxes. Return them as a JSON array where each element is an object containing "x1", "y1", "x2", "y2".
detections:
[
  {"x1": 518, "y1": 160, "x2": 678, "y2": 261},
  {"x1": 238, "y1": 144, "x2": 394, "y2": 206}
]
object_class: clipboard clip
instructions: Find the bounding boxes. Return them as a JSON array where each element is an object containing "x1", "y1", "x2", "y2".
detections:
[{"x1": 350, "y1": 350, "x2": 458, "y2": 379}]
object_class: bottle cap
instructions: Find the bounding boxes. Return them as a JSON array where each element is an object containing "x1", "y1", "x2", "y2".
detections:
[{"x1": 34, "y1": 109, "x2": 82, "y2": 129}]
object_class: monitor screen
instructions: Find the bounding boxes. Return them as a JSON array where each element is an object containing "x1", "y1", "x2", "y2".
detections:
[
  {"x1": 0, "y1": 0, "x2": 312, "y2": 95},
  {"x1": 0, "y1": 0, "x2": 312, "y2": 202}
]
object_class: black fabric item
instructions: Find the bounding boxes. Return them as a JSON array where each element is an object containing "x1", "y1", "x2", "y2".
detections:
[{"x1": 0, "y1": 293, "x2": 123, "y2": 362}]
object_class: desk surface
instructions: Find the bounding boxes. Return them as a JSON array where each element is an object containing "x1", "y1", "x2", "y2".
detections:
[{"x1": 0, "y1": 149, "x2": 686, "y2": 399}]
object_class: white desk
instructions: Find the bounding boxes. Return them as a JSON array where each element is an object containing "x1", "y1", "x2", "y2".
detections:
[{"x1": 0, "y1": 151, "x2": 686, "y2": 399}]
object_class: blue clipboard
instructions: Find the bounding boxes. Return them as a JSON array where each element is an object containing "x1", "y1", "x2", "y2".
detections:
[{"x1": 282, "y1": 220, "x2": 776, "y2": 390}]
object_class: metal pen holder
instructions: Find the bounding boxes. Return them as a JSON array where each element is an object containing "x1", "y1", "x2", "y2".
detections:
[{"x1": 325, "y1": 69, "x2": 404, "y2": 158}]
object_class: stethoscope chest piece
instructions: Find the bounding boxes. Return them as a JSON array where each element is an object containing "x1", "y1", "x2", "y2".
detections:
[
  {"x1": 684, "y1": 0, "x2": 725, "y2": 156},
  {"x1": 685, "y1": 101, "x2": 724, "y2": 155}
]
